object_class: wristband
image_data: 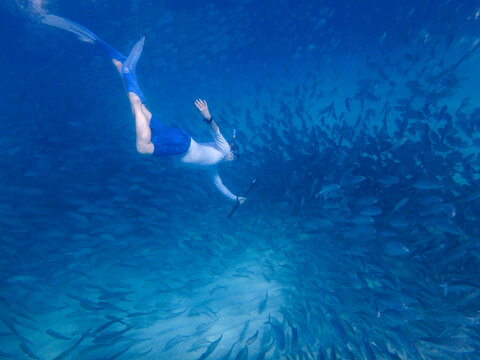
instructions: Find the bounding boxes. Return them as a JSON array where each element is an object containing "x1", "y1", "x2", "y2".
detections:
[{"x1": 203, "y1": 116, "x2": 213, "y2": 124}]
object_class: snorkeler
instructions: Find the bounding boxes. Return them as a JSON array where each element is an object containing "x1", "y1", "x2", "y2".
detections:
[{"x1": 41, "y1": 15, "x2": 246, "y2": 205}]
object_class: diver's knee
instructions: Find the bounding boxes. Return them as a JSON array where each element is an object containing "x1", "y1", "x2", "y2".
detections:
[{"x1": 136, "y1": 141, "x2": 154, "y2": 155}]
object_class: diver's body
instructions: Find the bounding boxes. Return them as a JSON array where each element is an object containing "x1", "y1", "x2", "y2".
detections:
[{"x1": 42, "y1": 15, "x2": 245, "y2": 204}]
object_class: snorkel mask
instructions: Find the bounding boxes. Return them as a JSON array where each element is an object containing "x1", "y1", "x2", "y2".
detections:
[{"x1": 229, "y1": 129, "x2": 240, "y2": 160}]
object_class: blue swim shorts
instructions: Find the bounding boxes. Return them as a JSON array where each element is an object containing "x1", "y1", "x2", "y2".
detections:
[{"x1": 149, "y1": 115, "x2": 191, "y2": 157}]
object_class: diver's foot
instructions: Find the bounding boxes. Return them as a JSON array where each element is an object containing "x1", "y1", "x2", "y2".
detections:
[{"x1": 112, "y1": 59, "x2": 123, "y2": 76}]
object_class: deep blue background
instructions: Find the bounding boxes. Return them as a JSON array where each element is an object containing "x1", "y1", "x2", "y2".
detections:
[{"x1": 1, "y1": 0, "x2": 480, "y2": 359}]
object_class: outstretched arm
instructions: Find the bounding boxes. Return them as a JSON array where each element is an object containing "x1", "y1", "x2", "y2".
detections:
[
  {"x1": 195, "y1": 99, "x2": 218, "y2": 132},
  {"x1": 194, "y1": 99, "x2": 232, "y2": 155},
  {"x1": 211, "y1": 172, "x2": 246, "y2": 204}
]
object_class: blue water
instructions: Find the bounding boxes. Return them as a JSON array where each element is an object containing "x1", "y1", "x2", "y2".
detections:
[{"x1": 1, "y1": 0, "x2": 480, "y2": 359}]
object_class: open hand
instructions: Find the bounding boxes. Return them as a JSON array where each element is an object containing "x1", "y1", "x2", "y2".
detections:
[{"x1": 194, "y1": 99, "x2": 211, "y2": 120}]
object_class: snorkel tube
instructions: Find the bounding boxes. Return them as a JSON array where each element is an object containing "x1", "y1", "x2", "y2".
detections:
[{"x1": 229, "y1": 129, "x2": 240, "y2": 160}]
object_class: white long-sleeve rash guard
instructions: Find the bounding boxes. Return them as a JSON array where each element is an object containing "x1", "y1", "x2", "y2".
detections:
[{"x1": 179, "y1": 128, "x2": 237, "y2": 202}]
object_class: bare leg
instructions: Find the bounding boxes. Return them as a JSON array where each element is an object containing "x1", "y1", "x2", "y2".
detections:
[
  {"x1": 128, "y1": 92, "x2": 154, "y2": 154},
  {"x1": 113, "y1": 59, "x2": 154, "y2": 155}
]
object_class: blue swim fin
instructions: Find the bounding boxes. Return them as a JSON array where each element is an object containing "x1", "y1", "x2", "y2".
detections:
[
  {"x1": 41, "y1": 14, "x2": 126, "y2": 62},
  {"x1": 122, "y1": 37, "x2": 145, "y2": 74},
  {"x1": 42, "y1": 15, "x2": 96, "y2": 43},
  {"x1": 122, "y1": 37, "x2": 146, "y2": 103}
]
